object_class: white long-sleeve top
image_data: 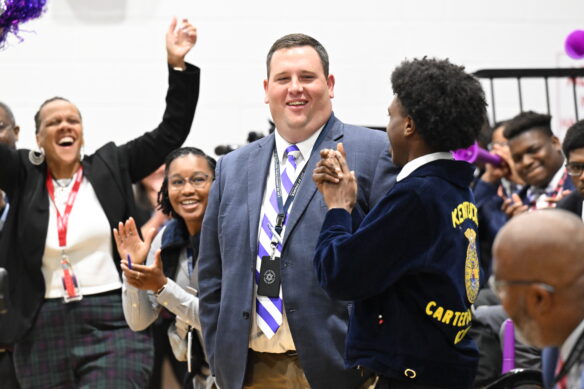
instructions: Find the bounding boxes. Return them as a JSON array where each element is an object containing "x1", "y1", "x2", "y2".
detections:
[{"x1": 122, "y1": 225, "x2": 201, "y2": 334}]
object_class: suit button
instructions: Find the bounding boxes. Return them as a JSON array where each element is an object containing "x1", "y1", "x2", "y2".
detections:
[{"x1": 242, "y1": 311, "x2": 250, "y2": 320}]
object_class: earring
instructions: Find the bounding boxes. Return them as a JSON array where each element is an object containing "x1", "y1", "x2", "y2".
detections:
[{"x1": 28, "y1": 147, "x2": 45, "y2": 165}]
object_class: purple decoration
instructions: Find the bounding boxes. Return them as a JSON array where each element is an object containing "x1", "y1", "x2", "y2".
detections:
[
  {"x1": 565, "y1": 30, "x2": 584, "y2": 60},
  {"x1": 452, "y1": 141, "x2": 503, "y2": 166},
  {"x1": 501, "y1": 319, "x2": 515, "y2": 373},
  {"x1": 0, "y1": 0, "x2": 47, "y2": 48}
]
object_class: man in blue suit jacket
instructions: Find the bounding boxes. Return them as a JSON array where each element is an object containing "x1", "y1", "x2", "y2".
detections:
[{"x1": 198, "y1": 34, "x2": 397, "y2": 389}]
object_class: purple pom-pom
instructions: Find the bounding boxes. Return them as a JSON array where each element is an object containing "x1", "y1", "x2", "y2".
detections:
[{"x1": 0, "y1": 0, "x2": 48, "y2": 48}]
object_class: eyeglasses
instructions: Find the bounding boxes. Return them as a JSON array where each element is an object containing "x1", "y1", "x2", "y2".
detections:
[
  {"x1": 169, "y1": 173, "x2": 210, "y2": 190},
  {"x1": 489, "y1": 276, "x2": 556, "y2": 296},
  {"x1": 566, "y1": 162, "x2": 584, "y2": 177},
  {"x1": 0, "y1": 121, "x2": 12, "y2": 132}
]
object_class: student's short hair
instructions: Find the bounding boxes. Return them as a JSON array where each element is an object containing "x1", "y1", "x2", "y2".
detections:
[
  {"x1": 391, "y1": 57, "x2": 487, "y2": 151},
  {"x1": 562, "y1": 120, "x2": 584, "y2": 158},
  {"x1": 503, "y1": 111, "x2": 553, "y2": 140}
]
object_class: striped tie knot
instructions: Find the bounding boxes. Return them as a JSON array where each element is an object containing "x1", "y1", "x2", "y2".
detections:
[{"x1": 284, "y1": 145, "x2": 301, "y2": 169}]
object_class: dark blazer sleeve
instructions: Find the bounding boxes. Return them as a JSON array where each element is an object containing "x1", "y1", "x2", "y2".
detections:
[
  {"x1": 0, "y1": 144, "x2": 21, "y2": 195},
  {"x1": 557, "y1": 190, "x2": 583, "y2": 217},
  {"x1": 314, "y1": 190, "x2": 427, "y2": 301},
  {"x1": 117, "y1": 64, "x2": 200, "y2": 183}
]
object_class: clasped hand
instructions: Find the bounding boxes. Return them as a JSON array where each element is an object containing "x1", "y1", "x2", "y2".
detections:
[{"x1": 312, "y1": 143, "x2": 357, "y2": 213}]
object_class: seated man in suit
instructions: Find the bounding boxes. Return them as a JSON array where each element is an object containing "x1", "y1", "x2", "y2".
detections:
[
  {"x1": 492, "y1": 209, "x2": 584, "y2": 388},
  {"x1": 558, "y1": 119, "x2": 584, "y2": 219},
  {"x1": 198, "y1": 33, "x2": 398, "y2": 389},
  {"x1": 313, "y1": 57, "x2": 487, "y2": 388},
  {"x1": 501, "y1": 111, "x2": 573, "y2": 218}
]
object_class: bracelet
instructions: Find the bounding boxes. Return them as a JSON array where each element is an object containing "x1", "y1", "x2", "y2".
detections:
[{"x1": 155, "y1": 284, "x2": 166, "y2": 296}]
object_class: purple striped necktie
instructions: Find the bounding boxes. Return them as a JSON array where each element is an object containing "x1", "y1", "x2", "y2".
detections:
[{"x1": 256, "y1": 144, "x2": 302, "y2": 338}]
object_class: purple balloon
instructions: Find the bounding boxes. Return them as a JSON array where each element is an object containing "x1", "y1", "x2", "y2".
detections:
[{"x1": 565, "y1": 30, "x2": 584, "y2": 60}]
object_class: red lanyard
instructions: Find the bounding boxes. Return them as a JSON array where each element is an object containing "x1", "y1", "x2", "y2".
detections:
[{"x1": 46, "y1": 166, "x2": 84, "y2": 248}]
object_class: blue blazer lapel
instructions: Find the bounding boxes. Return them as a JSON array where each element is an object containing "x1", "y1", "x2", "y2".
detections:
[
  {"x1": 248, "y1": 134, "x2": 275, "y2": 256},
  {"x1": 282, "y1": 114, "x2": 343, "y2": 248}
]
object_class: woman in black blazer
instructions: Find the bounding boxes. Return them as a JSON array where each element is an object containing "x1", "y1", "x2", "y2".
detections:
[{"x1": 0, "y1": 18, "x2": 200, "y2": 388}]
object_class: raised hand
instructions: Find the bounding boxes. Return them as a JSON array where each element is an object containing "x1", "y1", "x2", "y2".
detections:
[
  {"x1": 166, "y1": 17, "x2": 198, "y2": 69},
  {"x1": 113, "y1": 217, "x2": 156, "y2": 266},
  {"x1": 121, "y1": 249, "x2": 167, "y2": 292}
]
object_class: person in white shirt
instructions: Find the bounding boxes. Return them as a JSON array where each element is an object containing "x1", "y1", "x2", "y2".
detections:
[{"x1": 115, "y1": 147, "x2": 216, "y2": 389}]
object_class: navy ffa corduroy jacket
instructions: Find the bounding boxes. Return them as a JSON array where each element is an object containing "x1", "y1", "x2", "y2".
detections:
[{"x1": 314, "y1": 159, "x2": 480, "y2": 389}]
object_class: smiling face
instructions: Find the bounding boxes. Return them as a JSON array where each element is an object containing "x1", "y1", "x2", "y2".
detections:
[
  {"x1": 508, "y1": 129, "x2": 564, "y2": 188},
  {"x1": 264, "y1": 45, "x2": 335, "y2": 143},
  {"x1": 36, "y1": 99, "x2": 84, "y2": 176},
  {"x1": 167, "y1": 154, "x2": 213, "y2": 235}
]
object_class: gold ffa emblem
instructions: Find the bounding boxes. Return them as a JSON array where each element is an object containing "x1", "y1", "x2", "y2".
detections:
[{"x1": 464, "y1": 228, "x2": 480, "y2": 304}]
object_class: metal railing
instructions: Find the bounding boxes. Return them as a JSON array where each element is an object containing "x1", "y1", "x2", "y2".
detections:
[{"x1": 473, "y1": 68, "x2": 584, "y2": 124}]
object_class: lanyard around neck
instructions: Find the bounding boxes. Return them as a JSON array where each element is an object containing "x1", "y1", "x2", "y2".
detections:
[
  {"x1": 272, "y1": 125, "x2": 330, "y2": 235},
  {"x1": 555, "y1": 328, "x2": 584, "y2": 384},
  {"x1": 46, "y1": 167, "x2": 84, "y2": 247}
]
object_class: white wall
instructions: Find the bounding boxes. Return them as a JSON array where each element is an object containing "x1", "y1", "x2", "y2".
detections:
[{"x1": 1, "y1": 0, "x2": 584, "y2": 156}]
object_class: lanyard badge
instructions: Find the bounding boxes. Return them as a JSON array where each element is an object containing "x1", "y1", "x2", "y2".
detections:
[
  {"x1": 60, "y1": 251, "x2": 82, "y2": 302},
  {"x1": 46, "y1": 167, "x2": 84, "y2": 303}
]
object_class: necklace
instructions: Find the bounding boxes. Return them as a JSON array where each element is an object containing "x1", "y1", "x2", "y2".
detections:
[{"x1": 54, "y1": 178, "x2": 73, "y2": 188}]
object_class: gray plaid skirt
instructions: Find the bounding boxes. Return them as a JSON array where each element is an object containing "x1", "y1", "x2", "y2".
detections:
[{"x1": 13, "y1": 290, "x2": 154, "y2": 388}]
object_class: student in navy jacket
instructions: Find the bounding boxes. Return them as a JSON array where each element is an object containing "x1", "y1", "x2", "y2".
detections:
[{"x1": 313, "y1": 58, "x2": 487, "y2": 389}]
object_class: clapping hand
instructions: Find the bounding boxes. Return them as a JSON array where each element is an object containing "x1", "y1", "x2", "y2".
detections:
[
  {"x1": 121, "y1": 249, "x2": 168, "y2": 293},
  {"x1": 114, "y1": 217, "x2": 156, "y2": 267}
]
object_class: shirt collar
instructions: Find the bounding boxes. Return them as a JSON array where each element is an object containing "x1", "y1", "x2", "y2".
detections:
[
  {"x1": 560, "y1": 318, "x2": 584, "y2": 362},
  {"x1": 529, "y1": 166, "x2": 566, "y2": 196},
  {"x1": 274, "y1": 125, "x2": 324, "y2": 164},
  {"x1": 396, "y1": 152, "x2": 454, "y2": 182}
]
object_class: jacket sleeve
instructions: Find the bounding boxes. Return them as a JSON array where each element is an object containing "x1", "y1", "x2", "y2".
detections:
[
  {"x1": 117, "y1": 64, "x2": 200, "y2": 183},
  {"x1": 314, "y1": 190, "x2": 429, "y2": 301},
  {"x1": 155, "y1": 278, "x2": 201, "y2": 331},
  {"x1": 197, "y1": 156, "x2": 224, "y2": 372},
  {"x1": 0, "y1": 144, "x2": 21, "y2": 195}
]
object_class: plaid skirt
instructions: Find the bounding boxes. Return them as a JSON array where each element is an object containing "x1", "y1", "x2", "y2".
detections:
[{"x1": 13, "y1": 290, "x2": 153, "y2": 389}]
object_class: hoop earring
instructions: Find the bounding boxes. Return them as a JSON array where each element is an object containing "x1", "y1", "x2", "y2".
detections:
[{"x1": 28, "y1": 147, "x2": 45, "y2": 166}]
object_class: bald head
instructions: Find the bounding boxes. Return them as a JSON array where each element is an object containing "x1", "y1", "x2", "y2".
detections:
[
  {"x1": 493, "y1": 209, "x2": 584, "y2": 347},
  {"x1": 494, "y1": 209, "x2": 584, "y2": 284}
]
